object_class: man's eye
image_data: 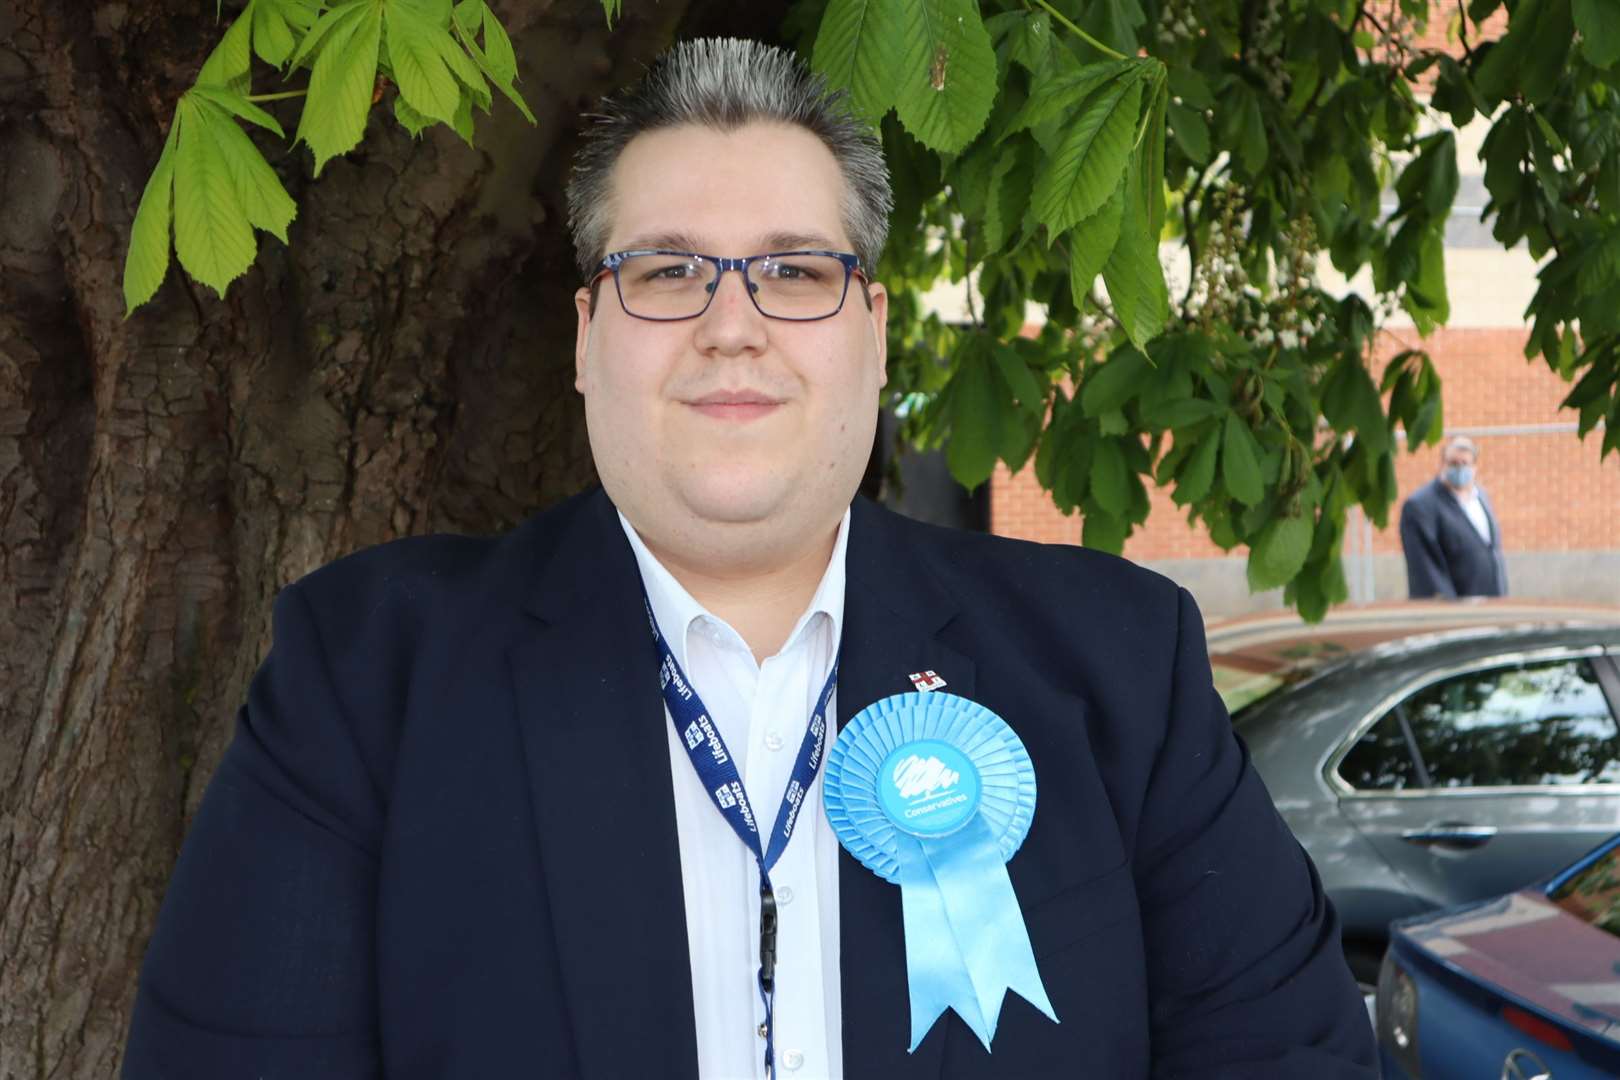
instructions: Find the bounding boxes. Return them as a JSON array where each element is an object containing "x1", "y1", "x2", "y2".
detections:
[
  {"x1": 641, "y1": 263, "x2": 699, "y2": 283},
  {"x1": 766, "y1": 262, "x2": 823, "y2": 282}
]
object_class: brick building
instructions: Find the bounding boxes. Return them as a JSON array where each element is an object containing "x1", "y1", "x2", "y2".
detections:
[{"x1": 987, "y1": 6, "x2": 1620, "y2": 616}]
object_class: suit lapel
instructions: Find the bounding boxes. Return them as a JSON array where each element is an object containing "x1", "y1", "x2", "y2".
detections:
[
  {"x1": 837, "y1": 500, "x2": 973, "y2": 1079},
  {"x1": 510, "y1": 492, "x2": 698, "y2": 1079},
  {"x1": 1433, "y1": 478, "x2": 1492, "y2": 551}
]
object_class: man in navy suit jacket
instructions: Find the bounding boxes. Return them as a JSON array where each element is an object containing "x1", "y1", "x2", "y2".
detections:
[
  {"x1": 1399, "y1": 435, "x2": 1508, "y2": 599},
  {"x1": 123, "y1": 38, "x2": 1375, "y2": 1079}
]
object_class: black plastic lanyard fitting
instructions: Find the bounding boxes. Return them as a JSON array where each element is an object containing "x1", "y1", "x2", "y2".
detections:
[{"x1": 759, "y1": 883, "x2": 778, "y2": 995}]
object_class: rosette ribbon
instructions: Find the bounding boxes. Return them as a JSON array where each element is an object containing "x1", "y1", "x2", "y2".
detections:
[{"x1": 823, "y1": 691, "x2": 1058, "y2": 1052}]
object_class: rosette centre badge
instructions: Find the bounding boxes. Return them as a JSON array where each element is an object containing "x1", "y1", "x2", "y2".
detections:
[
  {"x1": 824, "y1": 692, "x2": 1058, "y2": 1053},
  {"x1": 879, "y1": 742, "x2": 980, "y2": 835}
]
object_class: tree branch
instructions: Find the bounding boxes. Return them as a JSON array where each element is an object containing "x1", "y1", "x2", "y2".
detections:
[{"x1": 1181, "y1": 160, "x2": 1217, "y2": 308}]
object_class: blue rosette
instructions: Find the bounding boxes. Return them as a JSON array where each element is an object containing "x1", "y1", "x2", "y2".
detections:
[{"x1": 824, "y1": 692, "x2": 1058, "y2": 1052}]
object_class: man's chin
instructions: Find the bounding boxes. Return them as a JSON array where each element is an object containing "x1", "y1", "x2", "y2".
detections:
[{"x1": 677, "y1": 488, "x2": 785, "y2": 528}]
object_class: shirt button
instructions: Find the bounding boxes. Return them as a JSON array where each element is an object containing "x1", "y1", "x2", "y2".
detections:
[
  {"x1": 764, "y1": 730, "x2": 785, "y2": 752},
  {"x1": 777, "y1": 886, "x2": 795, "y2": 905},
  {"x1": 782, "y1": 1049, "x2": 804, "y2": 1071}
]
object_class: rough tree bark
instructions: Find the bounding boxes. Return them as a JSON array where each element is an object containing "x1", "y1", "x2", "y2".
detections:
[{"x1": 0, "y1": 1, "x2": 787, "y2": 1075}]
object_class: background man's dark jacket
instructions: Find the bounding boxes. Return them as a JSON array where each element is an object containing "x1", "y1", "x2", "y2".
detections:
[
  {"x1": 123, "y1": 488, "x2": 1376, "y2": 1079},
  {"x1": 1399, "y1": 477, "x2": 1508, "y2": 599}
]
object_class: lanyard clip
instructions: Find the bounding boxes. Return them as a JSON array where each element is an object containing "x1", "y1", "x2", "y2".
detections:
[{"x1": 759, "y1": 883, "x2": 778, "y2": 995}]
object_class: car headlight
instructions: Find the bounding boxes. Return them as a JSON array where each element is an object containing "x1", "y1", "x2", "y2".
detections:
[{"x1": 1376, "y1": 948, "x2": 1422, "y2": 1078}]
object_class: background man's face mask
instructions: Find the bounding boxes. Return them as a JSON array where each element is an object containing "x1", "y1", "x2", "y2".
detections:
[{"x1": 1443, "y1": 464, "x2": 1476, "y2": 488}]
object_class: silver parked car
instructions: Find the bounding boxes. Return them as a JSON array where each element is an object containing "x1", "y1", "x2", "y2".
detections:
[{"x1": 1212, "y1": 601, "x2": 1620, "y2": 989}]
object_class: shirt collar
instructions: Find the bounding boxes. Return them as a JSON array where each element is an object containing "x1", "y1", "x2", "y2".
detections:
[{"x1": 617, "y1": 507, "x2": 850, "y2": 670}]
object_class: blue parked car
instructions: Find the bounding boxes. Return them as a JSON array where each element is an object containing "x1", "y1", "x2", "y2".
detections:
[{"x1": 1376, "y1": 833, "x2": 1620, "y2": 1078}]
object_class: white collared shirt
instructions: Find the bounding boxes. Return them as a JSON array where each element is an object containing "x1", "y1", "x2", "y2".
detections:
[
  {"x1": 1451, "y1": 486, "x2": 1493, "y2": 545},
  {"x1": 620, "y1": 511, "x2": 847, "y2": 1080}
]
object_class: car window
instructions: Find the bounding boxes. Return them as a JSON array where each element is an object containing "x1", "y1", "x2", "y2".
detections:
[
  {"x1": 1337, "y1": 657, "x2": 1620, "y2": 791},
  {"x1": 1338, "y1": 712, "x2": 1423, "y2": 791}
]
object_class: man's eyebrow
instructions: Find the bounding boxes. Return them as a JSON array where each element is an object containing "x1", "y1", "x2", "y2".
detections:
[
  {"x1": 616, "y1": 230, "x2": 706, "y2": 253},
  {"x1": 759, "y1": 230, "x2": 845, "y2": 251},
  {"x1": 612, "y1": 230, "x2": 847, "y2": 254}
]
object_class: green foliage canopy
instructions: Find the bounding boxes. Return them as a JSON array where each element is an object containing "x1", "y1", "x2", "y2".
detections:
[
  {"x1": 122, "y1": 0, "x2": 531, "y2": 315},
  {"x1": 803, "y1": 0, "x2": 1620, "y2": 619},
  {"x1": 123, "y1": 0, "x2": 1620, "y2": 620}
]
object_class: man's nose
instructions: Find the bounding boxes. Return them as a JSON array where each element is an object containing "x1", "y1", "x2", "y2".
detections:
[{"x1": 693, "y1": 268, "x2": 768, "y2": 353}]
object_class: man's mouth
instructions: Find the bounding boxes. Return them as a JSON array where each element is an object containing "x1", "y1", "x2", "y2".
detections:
[{"x1": 685, "y1": 390, "x2": 784, "y2": 421}]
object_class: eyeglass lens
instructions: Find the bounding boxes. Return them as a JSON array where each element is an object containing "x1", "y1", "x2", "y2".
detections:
[{"x1": 614, "y1": 254, "x2": 849, "y2": 319}]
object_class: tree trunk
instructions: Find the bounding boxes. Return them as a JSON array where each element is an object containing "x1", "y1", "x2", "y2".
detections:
[{"x1": 0, "y1": 1, "x2": 785, "y2": 1074}]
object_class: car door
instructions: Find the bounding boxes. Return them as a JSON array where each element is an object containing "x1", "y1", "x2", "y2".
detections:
[{"x1": 1328, "y1": 646, "x2": 1620, "y2": 908}]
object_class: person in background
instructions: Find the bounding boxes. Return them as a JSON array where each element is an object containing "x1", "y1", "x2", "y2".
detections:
[{"x1": 1399, "y1": 434, "x2": 1508, "y2": 599}]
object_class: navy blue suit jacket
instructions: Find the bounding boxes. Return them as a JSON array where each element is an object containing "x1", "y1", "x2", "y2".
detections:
[
  {"x1": 123, "y1": 489, "x2": 1375, "y2": 1078},
  {"x1": 1399, "y1": 477, "x2": 1507, "y2": 599}
]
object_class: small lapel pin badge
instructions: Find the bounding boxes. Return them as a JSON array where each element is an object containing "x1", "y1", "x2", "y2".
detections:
[{"x1": 907, "y1": 670, "x2": 947, "y2": 693}]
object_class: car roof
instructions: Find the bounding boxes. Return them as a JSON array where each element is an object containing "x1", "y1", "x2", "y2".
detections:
[
  {"x1": 1269, "y1": 621, "x2": 1620, "y2": 694},
  {"x1": 1226, "y1": 615, "x2": 1620, "y2": 780}
]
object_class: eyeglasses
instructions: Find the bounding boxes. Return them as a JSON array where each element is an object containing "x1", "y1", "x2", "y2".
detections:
[{"x1": 591, "y1": 249, "x2": 864, "y2": 322}]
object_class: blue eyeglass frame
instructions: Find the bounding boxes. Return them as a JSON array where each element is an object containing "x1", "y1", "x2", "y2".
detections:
[{"x1": 591, "y1": 249, "x2": 865, "y2": 322}]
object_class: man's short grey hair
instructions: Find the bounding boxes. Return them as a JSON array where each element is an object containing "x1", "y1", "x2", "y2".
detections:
[
  {"x1": 565, "y1": 37, "x2": 893, "y2": 282},
  {"x1": 1442, "y1": 434, "x2": 1479, "y2": 460}
]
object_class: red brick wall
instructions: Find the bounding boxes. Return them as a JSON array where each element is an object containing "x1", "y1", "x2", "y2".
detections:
[
  {"x1": 1409, "y1": 4, "x2": 1507, "y2": 57},
  {"x1": 1383, "y1": 0, "x2": 1507, "y2": 87},
  {"x1": 1376, "y1": 329, "x2": 1620, "y2": 555},
  {"x1": 990, "y1": 329, "x2": 1620, "y2": 558}
]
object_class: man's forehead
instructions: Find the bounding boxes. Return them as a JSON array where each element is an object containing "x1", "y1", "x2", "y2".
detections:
[
  {"x1": 602, "y1": 123, "x2": 852, "y2": 252},
  {"x1": 614, "y1": 228, "x2": 850, "y2": 254}
]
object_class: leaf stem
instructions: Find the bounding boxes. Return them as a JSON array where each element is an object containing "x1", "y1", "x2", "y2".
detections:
[
  {"x1": 1029, "y1": 0, "x2": 1130, "y2": 62},
  {"x1": 246, "y1": 90, "x2": 307, "y2": 102},
  {"x1": 1132, "y1": 72, "x2": 1166, "y2": 151}
]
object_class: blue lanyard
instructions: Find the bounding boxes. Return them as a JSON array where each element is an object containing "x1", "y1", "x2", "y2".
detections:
[{"x1": 645, "y1": 595, "x2": 838, "y2": 1079}]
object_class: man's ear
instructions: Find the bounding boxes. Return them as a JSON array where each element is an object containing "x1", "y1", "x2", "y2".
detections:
[
  {"x1": 866, "y1": 281, "x2": 889, "y2": 389},
  {"x1": 574, "y1": 287, "x2": 593, "y2": 394}
]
